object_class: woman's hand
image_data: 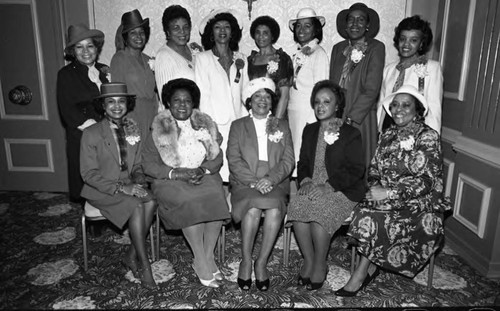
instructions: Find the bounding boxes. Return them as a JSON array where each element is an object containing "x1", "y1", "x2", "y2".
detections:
[
  {"x1": 298, "y1": 181, "x2": 314, "y2": 196},
  {"x1": 173, "y1": 167, "x2": 205, "y2": 185},
  {"x1": 121, "y1": 183, "x2": 148, "y2": 198},
  {"x1": 307, "y1": 183, "x2": 327, "y2": 201},
  {"x1": 365, "y1": 185, "x2": 389, "y2": 202},
  {"x1": 255, "y1": 178, "x2": 273, "y2": 194}
]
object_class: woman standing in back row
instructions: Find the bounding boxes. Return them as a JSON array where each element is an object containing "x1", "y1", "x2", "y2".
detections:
[{"x1": 329, "y1": 3, "x2": 385, "y2": 168}]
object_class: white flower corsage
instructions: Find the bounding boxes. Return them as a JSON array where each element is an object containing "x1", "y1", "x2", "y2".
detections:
[
  {"x1": 267, "y1": 60, "x2": 279, "y2": 75},
  {"x1": 400, "y1": 136, "x2": 415, "y2": 151},
  {"x1": 100, "y1": 66, "x2": 111, "y2": 82},
  {"x1": 147, "y1": 58, "x2": 155, "y2": 71},
  {"x1": 194, "y1": 128, "x2": 211, "y2": 142},
  {"x1": 350, "y1": 48, "x2": 365, "y2": 64},
  {"x1": 324, "y1": 132, "x2": 339, "y2": 145},
  {"x1": 122, "y1": 117, "x2": 141, "y2": 146},
  {"x1": 414, "y1": 63, "x2": 428, "y2": 78},
  {"x1": 266, "y1": 116, "x2": 283, "y2": 143},
  {"x1": 189, "y1": 42, "x2": 202, "y2": 55}
]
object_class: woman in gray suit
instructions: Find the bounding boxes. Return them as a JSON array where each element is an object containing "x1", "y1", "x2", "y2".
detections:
[
  {"x1": 227, "y1": 77, "x2": 295, "y2": 291},
  {"x1": 80, "y1": 82, "x2": 157, "y2": 289}
]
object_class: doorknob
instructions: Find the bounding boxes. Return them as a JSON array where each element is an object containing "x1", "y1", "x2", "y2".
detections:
[{"x1": 8, "y1": 85, "x2": 33, "y2": 105}]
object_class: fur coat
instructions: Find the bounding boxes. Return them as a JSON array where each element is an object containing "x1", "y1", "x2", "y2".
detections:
[{"x1": 151, "y1": 109, "x2": 221, "y2": 168}]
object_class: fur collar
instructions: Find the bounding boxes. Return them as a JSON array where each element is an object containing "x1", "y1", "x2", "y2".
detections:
[{"x1": 151, "y1": 109, "x2": 220, "y2": 167}]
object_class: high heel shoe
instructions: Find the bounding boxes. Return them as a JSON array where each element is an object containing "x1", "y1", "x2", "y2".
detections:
[
  {"x1": 306, "y1": 280, "x2": 324, "y2": 291},
  {"x1": 237, "y1": 278, "x2": 252, "y2": 291},
  {"x1": 121, "y1": 257, "x2": 139, "y2": 278},
  {"x1": 335, "y1": 268, "x2": 380, "y2": 297},
  {"x1": 297, "y1": 274, "x2": 311, "y2": 286},
  {"x1": 255, "y1": 278, "x2": 270, "y2": 291},
  {"x1": 213, "y1": 269, "x2": 224, "y2": 281},
  {"x1": 193, "y1": 264, "x2": 220, "y2": 288}
]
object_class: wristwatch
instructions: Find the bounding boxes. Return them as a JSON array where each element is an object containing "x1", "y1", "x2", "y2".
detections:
[{"x1": 345, "y1": 117, "x2": 353, "y2": 125}]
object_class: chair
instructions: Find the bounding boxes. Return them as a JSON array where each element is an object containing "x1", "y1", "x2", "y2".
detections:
[
  {"x1": 81, "y1": 201, "x2": 158, "y2": 271},
  {"x1": 350, "y1": 246, "x2": 436, "y2": 290}
]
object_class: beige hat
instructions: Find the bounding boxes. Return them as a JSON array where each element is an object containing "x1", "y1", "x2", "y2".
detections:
[
  {"x1": 199, "y1": 8, "x2": 242, "y2": 33},
  {"x1": 65, "y1": 24, "x2": 104, "y2": 54},
  {"x1": 382, "y1": 85, "x2": 428, "y2": 117},
  {"x1": 96, "y1": 82, "x2": 136, "y2": 99},
  {"x1": 289, "y1": 7, "x2": 325, "y2": 31},
  {"x1": 243, "y1": 77, "x2": 276, "y2": 102}
]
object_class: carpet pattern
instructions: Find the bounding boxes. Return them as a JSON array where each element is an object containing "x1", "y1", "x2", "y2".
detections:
[{"x1": 0, "y1": 191, "x2": 499, "y2": 309}]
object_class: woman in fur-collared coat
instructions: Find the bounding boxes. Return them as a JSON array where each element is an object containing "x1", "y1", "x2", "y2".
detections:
[{"x1": 142, "y1": 78, "x2": 230, "y2": 288}]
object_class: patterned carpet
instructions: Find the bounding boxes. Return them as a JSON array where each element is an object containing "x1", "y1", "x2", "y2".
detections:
[{"x1": 1, "y1": 190, "x2": 499, "y2": 310}]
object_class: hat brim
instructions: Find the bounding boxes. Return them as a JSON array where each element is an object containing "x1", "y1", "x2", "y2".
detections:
[
  {"x1": 382, "y1": 85, "x2": 428, "y2": 117},
  {"x1": 95, "y1": 93, "x2": 136, "y2": 99},
  {"x1": 199, "y1": 9, "x2": 242, "y2": 34},
  {"x1": 65, "y1": 29, "x2": 104, "y2": 51},
  {"x1": 122, "y1": 18, "x2": 150, "y2": 34},
  {"x1": 289, "y1": 16, "x2": 325, "y2": 31},
  {"x1": 336, "y1": 6, "x2": 380, "y2": 39}
]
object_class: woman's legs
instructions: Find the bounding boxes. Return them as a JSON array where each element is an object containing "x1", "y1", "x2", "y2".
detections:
[
  {"x1": 128, "y1": 201, "x2": 157, "y2": 288},
  {"x1": 310, "y1": 222, "x2": 331, "y2": 283},
  {"x1": 125, "y1": 201, "x2": 156, "y2": 273},
  {"x1": 182, "y1": 223, "x2": 214, "y2": 280},
  {"x1": 239, "y1": 208, "x2": 262, "y2": 280},
  {"x1": 254, "y1": 207, "x2": 282, "y2": 282},
  {"x1": 341, "y1": 254, "x2": 376, "y2": 291},
  {"x1": 292, "y1": 221, "x2": 314, "y2": 278},
  {"x1": 203, "y1": 220, "x2": 223, "y2": 274}
]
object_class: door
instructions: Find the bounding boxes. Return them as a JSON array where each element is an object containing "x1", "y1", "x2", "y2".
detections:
[{"x1": 0, "y1": 0, "x2": 68, "y2": 191}]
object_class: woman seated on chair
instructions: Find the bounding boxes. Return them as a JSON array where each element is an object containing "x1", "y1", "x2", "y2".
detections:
[
  {"x1": 142, "y1": 78, "x2": 230, "y2": 288},
  {"x1": 80, "y1": 82, "x2": 157, "y2": 289},
  {"x1": 287, "y1": 80, "x2": 365, "y2": 290},
  {"x1": 227, "y1": 77, "x2": 294, "y2": 291},
  {"x1": 336, "y1": 85, "x2": 451, "y2": 297}
]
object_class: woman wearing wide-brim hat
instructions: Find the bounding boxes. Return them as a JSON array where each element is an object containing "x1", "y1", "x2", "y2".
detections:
[
  {"x1": 287, "y1": 7, "x2": 329, "y2": 176},
  {"x1": 329, "y1": 2, "x2": 385, "y2": 170},
  {"x1": 110, "y1": 9, "x2": 158, "y2": 140},
  {"x1": 81, "y1": 82, "x2": 158, "y2": 289},
  {"x1": 57, "y1": 24, "x2": 110, "y2": 203}
]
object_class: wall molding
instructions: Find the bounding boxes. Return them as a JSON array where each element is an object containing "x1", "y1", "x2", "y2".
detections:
[
  {"x1": 453, "y1": 135, "x2": 500, "y2": 170},
  {"x1": 453, "y1": 173, "x2": 492, "y2": 239},
  {"x1": 441, "y1": 126, "x2": 461, "y2": 145},
  {"x1": 442, "y1": 158, "x2": 455, "y2": 197},
  {"x1": 4, "y1": 138, "x2": 54, "y2": 172}
]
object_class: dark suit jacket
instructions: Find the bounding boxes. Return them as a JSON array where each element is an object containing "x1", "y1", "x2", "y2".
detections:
[
  {"x1": 298, "y1": 122, "x2": 366, "y2": 202},
  {"x1": 227, "y1": 116, "x2": 295, "y2": 193},
  {"x1": 80, "y1": 119, "x2": 143, "y2": 200}
]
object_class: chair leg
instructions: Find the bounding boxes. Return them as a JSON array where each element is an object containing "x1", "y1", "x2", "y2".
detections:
[
  {"x1": 283, "y1": 226, "x2": 290, "y2": 267},
  {"x1": 155, "y1": 210, "x2": 160, "y2": 260},
  {"x1": 82, "y1": 215, "x2": 88, "y2": 271},
  {"x1": 427, "y1": 253, "x2": 435, "y2": 290},
  {"x1": 149, "y1": 225, "x2": 155, "y2": 261},
  {"x1": 220, "y1": 225, "x2": 226, "y2": 263},
  {"x1": 350, "y1": 247, "x2": 356, "y2": 274}
]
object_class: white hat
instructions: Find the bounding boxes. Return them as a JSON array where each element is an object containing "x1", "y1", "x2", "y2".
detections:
[
  {"x1": 289, "y1": 7, "x2": 326, "y2": 31},
  {"x1": 382, "y1": 85, "x2": 428, "y2": 117},
  {"x1": 243, "y1": 77, "x2": 276, "y2": 102},
  {"x1": 199, "y1": 8, "x2": 242, "y2": 33}
]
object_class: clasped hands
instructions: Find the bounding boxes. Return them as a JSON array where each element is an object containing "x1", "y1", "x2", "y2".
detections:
[
  {"x1": 121, "y1": 183, "x2": 148, "y2": 198},
  {"x1": 249, "y1": 178, "x2": 273, "y2": 194},
  {"x1": 298, "y1": 181, "x2": 327, "y2": 201},
  {"x1": 172, "y1": 167, "x2": 205, "y2": 185},
  {"x1": 365, "y1": 185, "x2": 389, "y2": 206}
]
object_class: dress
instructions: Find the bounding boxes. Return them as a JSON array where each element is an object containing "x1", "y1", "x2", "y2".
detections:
[
  {"x1": 142, "y1": 109, "x2": 230, "y2": 230},
  {"x1": 57, "y1": 61, "x2": 108, "y2": 201},
  {"x1": 288, "y1": 42, "x2": 329, "y2": 173},
  {"x1": 227, "y1": 115, "x2": 295, "y2": 223},
  {"x1": 287, "y1": 122, "x2": 361, "y2": 235},
  {"x1": 347, "y1": 120, "x2": 451, "y2": 277},
  {"x1": 195, "y1": 50, "x2": 249, "y2": 181},
  {"x1": 247, "y1": 48, "x2": 293, "y2": 115},
  {"x1": 80, "y1": 118, "x2": 152, "y2": 228},
  {"x1": 154, "y1": 44, "x2": 196, "y2": 105},
  {"x1": 329, "y1": 38, "x2": 385, "y2": 168},
  {"x1": 377, "y1": 59, "x2": 443, "y2": 134},
  {"x1": 110, "y1": 50, "x2": 158, "y2": 138}
]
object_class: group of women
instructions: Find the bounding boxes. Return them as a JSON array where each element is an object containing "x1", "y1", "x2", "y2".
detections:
[{"x1": 57, "y1": 2, "x2": 450, "y2": 294}]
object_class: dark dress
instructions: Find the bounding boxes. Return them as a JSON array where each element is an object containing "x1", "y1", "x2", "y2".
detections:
[
  {"x1": 347, "y1": 121, "x2": 451, "y2": 277},
  {"x1": 287, "y1": 121, "x2": 365, "y2": 235},
  {"x1": 247, "y1": 48, "x2": 293, "y2": 115},
  {"x1": 329, "y1": 38, "x2": 385, "y2": 168},
  {"x1": 57, "y1": 61, "x2": 108, "y2": 201}
]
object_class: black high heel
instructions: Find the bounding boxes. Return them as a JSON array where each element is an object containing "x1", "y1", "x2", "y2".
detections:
[
  {"x1": 306, "y1": 280, "x2": 324, "y2": 291},
  {"x1": 255, "y1": 278, "x2": 270, "y2": 291},
  {"x1": 335, "y1": 268, "x2": 380, "y2": 297},
  {"x1": 297, "y1": 275, "x2": 311, "y2": 286},
  {"x1": 237, "y1": 278, "x2": 252, "y2": 291}
]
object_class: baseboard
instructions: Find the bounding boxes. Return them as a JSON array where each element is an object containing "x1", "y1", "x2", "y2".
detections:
[{"x1": 445, "y1": 225, "x2": 490, "y2": 276}]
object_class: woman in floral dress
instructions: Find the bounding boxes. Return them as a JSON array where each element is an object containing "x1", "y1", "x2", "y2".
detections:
[
  {"x1": 80, "y1": 82, "x2": 157, "y2": 289},
  {"x1": 377, "y1": 15, "x2": 443, "y2": 134},
  {"x1": 227, "y1": 78, "x2": 294, "y2": 291},
  {"x1": 111, "y1": 9, "x2": 157, "y2": 139},
  {"x1": 287, "y1": 80, "x2": 365, "y2": 290},
  {"x1": 336, "y1": 85, "x2": 451, "y2": 297},
  {"x1": 247, "y1": 15, "x2": 293, "y2": 119},
  {"x1": 329, "y1": 3, "x2": 385, "y2": 168},
  {"x1": 287, "y1": 8, "x2": 329, "y2": 170}
]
